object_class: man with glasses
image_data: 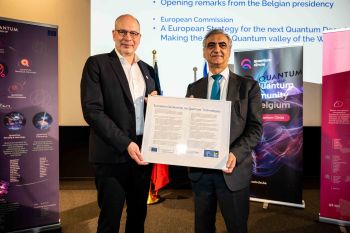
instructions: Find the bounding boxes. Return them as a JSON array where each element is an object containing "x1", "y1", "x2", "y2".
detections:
[
  {"x1": 81, "y1": 14, "x2": 158, "y2": 233},
  {"x1": 186, "y1": 29, "x2": 263, "y2": 233}
]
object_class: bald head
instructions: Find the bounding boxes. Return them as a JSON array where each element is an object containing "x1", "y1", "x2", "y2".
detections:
[{"x1": 115, "y1": 14, "x2": 140, "y2": 30}]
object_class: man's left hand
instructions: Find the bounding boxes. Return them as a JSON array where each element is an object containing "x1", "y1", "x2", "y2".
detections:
[{"x1": 223, "y1": 152, "x2": 236, "y2": 174}]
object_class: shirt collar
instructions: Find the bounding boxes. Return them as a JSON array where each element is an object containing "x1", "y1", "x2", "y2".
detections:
[
  {"x1": 209, "y1": 67, "x2": 229, "y2": 81},
  {"x1": 115, "y1": 48, "x2": 140, "y2": 64}
]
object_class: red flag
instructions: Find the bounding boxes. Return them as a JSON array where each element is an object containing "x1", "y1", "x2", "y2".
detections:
[
  {"x1": 150, "y1": 53, "x2": 169, "y2": 192},
  {"x1": 151, "y1": 164, "x2": 169, "y2": 191}
]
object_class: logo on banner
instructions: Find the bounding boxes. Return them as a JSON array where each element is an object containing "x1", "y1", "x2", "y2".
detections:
[
  {"x1": 15, "y1": 58, "x2": 37, "y2": 74},
  {"x1": 253, "y1": 58, "x2": 272, "y2": 67},
  {"x1": 241, "y1": 58, "x2": 252, "y2": 70},
  {"x1": 0, "y1": 62, "x2": 9, "y2": 78},
  {"x1": 0, "y1": 25, "x2": 19, "y2": 33},
  {"x1": 20, "y1": 58, "x2": 30, "y2": 67},
  {"x1": 333, "y1": 101, "x2": 344, "y2": 108},
  {"x1": 240, "y1": 58, "x2": 273, "y2": 69},
  {"x1": 8, "y1": 82, "x2": 25, "y2": 93},
  {"x1": 7, "y1": 82, "x2": 26, "y2": 99}
]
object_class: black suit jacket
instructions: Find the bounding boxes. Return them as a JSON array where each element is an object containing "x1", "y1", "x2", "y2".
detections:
[
  {"x1": 81, "y1": 50, "x2": 156, "y2": 164},
  {"x1": 186, "y1": 71, "x2": 263, "y2": 191}
]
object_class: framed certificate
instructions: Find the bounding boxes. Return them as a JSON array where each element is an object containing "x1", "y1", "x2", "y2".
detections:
[{"x1": 142, "y1": 96, "x2": 231, "y2": 169}]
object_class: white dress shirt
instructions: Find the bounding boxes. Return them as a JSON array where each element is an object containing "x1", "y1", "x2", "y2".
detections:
[{"x1": 116, "y1": 49, "x2": 146, "y2": 135}]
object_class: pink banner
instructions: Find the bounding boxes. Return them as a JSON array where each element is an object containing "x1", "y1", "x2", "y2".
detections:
[
  {"x1": 322, "y1": 29, "x2": 350, "y2": 76},
  {"x1": 320, "y1": 28, "x2": 350, "y2": 226}
]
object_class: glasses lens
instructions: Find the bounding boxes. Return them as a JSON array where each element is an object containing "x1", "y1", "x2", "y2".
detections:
[
  {"x1": 129, "y1": 31, "x2": 139, "y2": 37},
  {"x1": 117, "y1": 30, "x2": 127, "y2": 37},
  {"x1": 116, "y1": 30, "x2": 139, "y2": 38}
]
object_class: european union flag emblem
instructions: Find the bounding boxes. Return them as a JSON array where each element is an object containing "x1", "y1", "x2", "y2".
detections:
[{"x1": 204, "y1": 150, "x2": 219, "y2": 158}]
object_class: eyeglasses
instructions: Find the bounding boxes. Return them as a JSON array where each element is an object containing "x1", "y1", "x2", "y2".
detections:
[
  {"x1": 114, "y1": 29, "x2": 140, "y2": 38},
  {"x1": 205, "y1": 42, "x2": 229, "y2": 49}
]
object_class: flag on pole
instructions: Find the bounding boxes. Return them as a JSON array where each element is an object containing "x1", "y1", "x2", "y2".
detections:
[
  {"x1": 203, "y1": 60, "x2": 208, "y2": 77},
  {"x1": 151, "y1": 164, "x2": 169, "y2": 191},
  {"x1": 148, "y1": 51, "x2": 170, "y2": 204},
  {"x1": 153, "y1": 61, "x2": 162, "y2": 95},
  {"x1": 151, "y1": 58, "x2": 168, "y2": 190}
]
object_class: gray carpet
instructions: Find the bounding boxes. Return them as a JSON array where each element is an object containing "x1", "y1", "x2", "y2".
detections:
[{"x1": 56, "y1": 179, "x2": 348, "y2": 233}]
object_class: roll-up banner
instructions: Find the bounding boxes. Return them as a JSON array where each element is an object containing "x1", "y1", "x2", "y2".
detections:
[
  {"x1": 0, "y1": 18, "x2": 60, "y2": 232},
  {"x1": 320, "y1": 28, "x2": 350, "y2": 226},
  {"x1": 234, "y1": 45, "x2": 304, "y2": 208}
]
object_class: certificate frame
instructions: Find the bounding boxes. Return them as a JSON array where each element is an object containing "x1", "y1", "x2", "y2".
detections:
[{"x1": 142, "y1": 96, "x2": 231, "y2": 169}]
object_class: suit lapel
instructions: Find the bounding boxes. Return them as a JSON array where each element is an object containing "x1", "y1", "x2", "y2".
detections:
[
  {"x1": 137, "y1": 61, "x2": 153, "y2": 94},
  {"x1": 196, "y1": 77, "x2": 209, "y2": 99},
  {"x1": 108, "y1": 50, "x2": 134, "y2": 105},
  {"x1": 226, "y1": 72, "x2": 240, "y2": 101}
]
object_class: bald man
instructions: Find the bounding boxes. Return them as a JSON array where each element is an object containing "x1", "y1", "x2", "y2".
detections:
[{"x1": 81, "y1": 14, "x2": 158, "y2": 233}]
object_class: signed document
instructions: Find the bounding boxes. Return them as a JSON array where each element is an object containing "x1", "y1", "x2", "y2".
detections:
[{"x1": 142, "y1": 96, "x2": 231, "y2": 170}]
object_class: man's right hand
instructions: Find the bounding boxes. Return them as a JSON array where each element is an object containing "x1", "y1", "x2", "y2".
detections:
[
  {"x1": 144, "y1": 90, "x2": 158, "y2": 103},
  {"x1": 127, "y1": 142, "x2": 148, "y2": 165}
]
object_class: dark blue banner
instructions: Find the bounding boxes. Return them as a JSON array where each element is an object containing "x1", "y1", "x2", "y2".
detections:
[{"x1": 234, "y1": 46, "x2": 304, "y2": 207}]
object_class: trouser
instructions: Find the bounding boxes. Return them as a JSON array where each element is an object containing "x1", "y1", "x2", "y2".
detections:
[
  {"x1": 95, "y1": 136, "x2": 152, "y2": 233},
  {"x1": 191, "y1": 172, "x2": 250, "y2": 233}
]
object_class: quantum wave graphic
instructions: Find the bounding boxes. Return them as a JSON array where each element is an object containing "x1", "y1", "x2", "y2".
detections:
[
  {"x1": 253, "y1": 96, "x2": 303, "y2": 177},
  {"x1": 0, "y1": 180, "x2": 10, "y2": 197},
  {"x1": 235, "y1": 47, "x2": 304, "y2": 178},
  {"x1": 250, "y1": 48, "x2": 303, "y2": 177}
]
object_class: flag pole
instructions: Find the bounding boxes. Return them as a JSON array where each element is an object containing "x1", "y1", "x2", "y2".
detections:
[
  {"x1": 152, "y1": 49, "x2": 157, "y2": 67},
  {"x1": 193, "y1": 67, "x2": 198, "y2": 82},
  {"x1": 147, "y1": 49, "x2": 161, "y2": 205}
]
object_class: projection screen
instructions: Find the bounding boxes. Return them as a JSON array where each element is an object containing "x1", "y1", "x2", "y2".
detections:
[{"x1": 91, "y1": 0, "x2": 350, "y2": 98}]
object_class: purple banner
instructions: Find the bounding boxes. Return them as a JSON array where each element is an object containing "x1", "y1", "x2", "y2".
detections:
[
  {"x1": 0, "y1": 18, "x2": 59, "y2": 231},
  {"x1": 234, "y1": 46, "x2": 304, "y2": 206}
]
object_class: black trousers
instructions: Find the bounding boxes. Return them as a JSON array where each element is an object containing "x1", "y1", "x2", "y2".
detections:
[
  {"x1": 94, "y1": 137, "x2": 152, "y2": 233},
  {"x1": 191, "y1": 172, "x2": 250, "y2": 233}
]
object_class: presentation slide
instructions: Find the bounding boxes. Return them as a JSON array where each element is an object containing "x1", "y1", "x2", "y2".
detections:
[{"x1": 91, "y1": 0, "x2": 350, "y2": 97}]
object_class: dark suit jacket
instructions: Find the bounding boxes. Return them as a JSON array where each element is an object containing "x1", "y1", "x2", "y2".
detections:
[
  {"x1": 81, "y1": 50, "x2": 156, "y2": 164},
  {"x1": 186, "y1": 71, "x2": 263, "y2": 191}
]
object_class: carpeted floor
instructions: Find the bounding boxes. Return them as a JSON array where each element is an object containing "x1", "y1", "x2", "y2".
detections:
[{"x1": 54, "y1": 178, "x2": 348, "y2": 233}]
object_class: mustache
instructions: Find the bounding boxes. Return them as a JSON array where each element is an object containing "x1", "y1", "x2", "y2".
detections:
[
  {"x1": 210, "y1": 52, "x2": 223, "y2": 57},
  {"x1": 120, "y1": 42, "x2": 133, "y2": 46}
]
